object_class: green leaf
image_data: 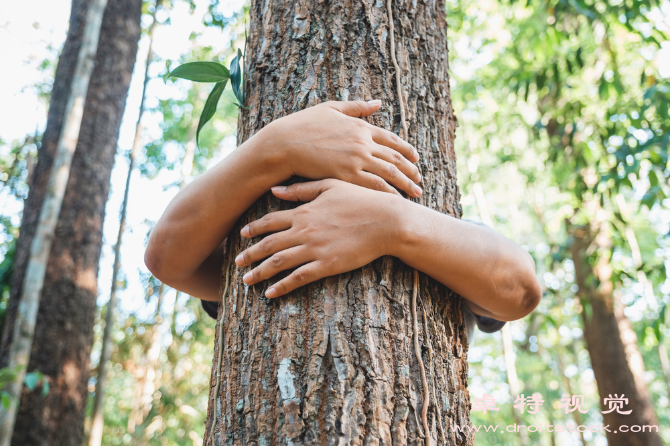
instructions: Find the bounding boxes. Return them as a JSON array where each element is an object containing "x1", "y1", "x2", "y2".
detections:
[
  {"x1": 196, "y1": 80, "x2": 228, "y2": 147},
  {"x1": 230, "y1": 49, "x2": 244, "y2": 106},
  {"x1": 168, "y1": 62, "x2": 230, "y2": 83},
  {"x1": 41, "y1": 379, "x2": 49, "y2": 397},
  {"x1": 24, "y1": 372, "x2": 39, "y2": 391}
]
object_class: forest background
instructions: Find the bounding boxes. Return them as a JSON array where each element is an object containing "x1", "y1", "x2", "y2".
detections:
[{"x1": 0, "y1": 0, "x2": 669, "y2": 444}]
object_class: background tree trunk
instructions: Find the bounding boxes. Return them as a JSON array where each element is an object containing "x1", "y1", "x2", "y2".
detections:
[
  {"x1": 0, "y1": 0, "x2": 141, "y2": 444},
  {"x1": 569, "y1": 220, "x2": 662, "y2": 446},
  {"x1": 204, "y1": 0, "x2": 471, "y2": 445},
  {"x1": 88, "y1": 3, "x2": 161, "y2": 443}
]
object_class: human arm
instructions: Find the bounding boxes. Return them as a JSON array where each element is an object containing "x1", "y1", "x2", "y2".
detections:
[
  {"x1": 236, "y1": 179, "x2": 542, "y2": 321},
  {"x1": 144, "y1": 101, "x2": 422, "y2": 300}
]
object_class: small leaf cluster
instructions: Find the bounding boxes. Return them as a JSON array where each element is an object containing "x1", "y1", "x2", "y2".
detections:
[{"x1": 167, "y1": 48, "x2": 245, "y2": 147}]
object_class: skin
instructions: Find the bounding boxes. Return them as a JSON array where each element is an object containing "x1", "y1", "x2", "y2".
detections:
[{"x1": 145, "y1": 100, "x2": 542, "y2": 322}]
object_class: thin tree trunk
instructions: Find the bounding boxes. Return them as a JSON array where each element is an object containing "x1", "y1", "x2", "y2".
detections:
[
  {"x1": 501, "y1": 325, "x2": 529, "y2": 446},
  {"x1": 87, "y1": 3, "x2": 161, "y2": 444},
  {"x1": 204, "y1": 0, "x2": 469, "y2": 444},
  {"x1": 0, "y1": 0, "x2": 108, "y2": 442},
  {"x1": 127, "y1": 284, "x2": 166, "y2": 433},
  {"x1": 0, "y1": 0, "x2": 141, "y2": 444},
  {"x1": 555, "y1": 350, "x2": 587, "y2": 445},
  {"x1": 569, "y1": 217, "x2": 662, "y2": 446}
]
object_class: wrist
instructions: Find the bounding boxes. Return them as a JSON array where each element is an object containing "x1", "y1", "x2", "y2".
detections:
[
  {"x1": 244, "y1": 123, "x2": 292, "y2": 184},
  {"x1": 385, "y1": 195, "x2": 419, "y2": 259}
]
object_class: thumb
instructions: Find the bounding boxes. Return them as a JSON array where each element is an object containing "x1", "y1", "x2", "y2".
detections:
[
  {"x1": 271, "y1": 180, "x2": 336, "y2": 202},
  {"x1": 323, "y1": 100, "x2": 382, "y2": 118}
]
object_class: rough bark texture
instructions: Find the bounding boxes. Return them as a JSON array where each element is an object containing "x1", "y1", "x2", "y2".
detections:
[
  {"x1": 569, "y1": 221, "x2": 662, "y2": 446},
  {"x1": 204, "y1": 1, "x2": 472, "y2": 445},
  {"x1": 0, "y1": 0, "x2": 141, "y2": 444}
]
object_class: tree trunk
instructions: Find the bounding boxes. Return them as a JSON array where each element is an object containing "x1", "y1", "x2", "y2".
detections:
[
  {"x1": 0, "y1": 0, "x2": 141, "y2": 444},
  {"x1": 568, "y1": 220, "x2": 662, "y2": 446},
  {"x1": 204, "y1": 1, "x2": 471, "y2": 445},
  {"x1": 88, "y1": 2, "x2": 161, "y2": 443}
]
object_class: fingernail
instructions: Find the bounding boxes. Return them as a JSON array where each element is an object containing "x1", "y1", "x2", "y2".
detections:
[
  {"x1": 367, "y1": 99, "x2": 381, "y2": 106},
  {"x1": 413, "y1": 148, "x2": 419, "y2": 159},
  {"x1": 416, "y1": 172, "x2": 422, "y2": 183},
  {"x1": 243, "y1": 271, "x2": 253, "y2": 284},
  {"x1": 240, "y1": 225, "x2": 250, "y2": 237},
  {"x1": 414, "y1": 185, "x2": 423, "y2": 196},
  {"x1": 266, "y1": 287, "x2": 277, "y2": 298},
  {"x1": 271, "y1": 186, "x2": 286, "y2": 193},
  {"x1": 235, "y1": 254, "x2": 244, "y2": 266}
]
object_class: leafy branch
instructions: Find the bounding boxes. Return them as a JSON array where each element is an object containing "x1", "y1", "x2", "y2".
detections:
[{"x1": 167, "y1": 48, "x2": 246, "y2": 147}]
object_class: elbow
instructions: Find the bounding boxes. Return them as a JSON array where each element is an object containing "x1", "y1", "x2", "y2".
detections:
[
  {"x1": 518, "y1": 275, "x2": 542, "y2": 319},
  {"x1": 144, "y1": 239, "x2": 166, "y2": 282},
  {"x1": 144, "y1": 230, "x2": 175, "y2": 284},
  {"x1": 495, "y1": 277, "x2": 541, "y2": 321},
  {"x1": 494, "y1": 253, "x2": 542, "y2": 321},
  {"x1": 511, "y1": 252, "x2": 542, "y2": 319}
]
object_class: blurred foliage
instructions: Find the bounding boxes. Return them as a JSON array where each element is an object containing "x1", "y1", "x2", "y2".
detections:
[{"x1": 448, "y1": 0, "x2": 670, "y2": 443}]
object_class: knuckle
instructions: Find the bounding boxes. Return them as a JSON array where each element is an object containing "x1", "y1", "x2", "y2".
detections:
[
  {"x1": 270, "y1": 254, "x2": 283, "y2": 267},
  {"x1": 295, "y1": 205, "x2": 309, "y2": 217},
  {"x1": 260, "y1": 237, "x2": 273, "y2": 253},
  {"x1": 372, "y1": 176, "x2": 386, "y2": 191},
  {"x1": 252, "y1": 267, "x2": 262, "y2": 282},
  {"x1": 293, "y1": 269, "x2": 308, "y2": 285},
  {"x1": 246, "y1": 223, "x2": 256, "y2": 237},
  {"x1": 300, "y1": 222, "x2": 315, "y2": 237},
  {"x1": 392, "y1": 152, "x2": 403, "y2": 165},
  {"x1": 351, "y1": 134, "x2": 367, "y2": 148},
  {"x1": 385, "y1": 162, "x2": 397, "y2": 178},
  {"x1": 293, "y1": 183, "x2": 305, "y2": 199}
]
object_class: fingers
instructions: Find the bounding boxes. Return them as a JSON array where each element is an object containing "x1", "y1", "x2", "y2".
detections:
[
  {"x1": 266, "y1": 261, "x2": 326, "y2": 298},
  {"x1": 235, "y1": 231, "x2": 298, "y2": 267},
  {"x1": 271, "y1": 179, "x2": 337, "y2": 202},
  {"x1": 355, "y1": 171, "x2": 403, "y2": 196},
  {"x1": 322, "y1": 100, "x2": 382, "y2": 118},
  {"x1": 241, "y1": 209, "x2": 293, "y2": 238},
  {"x1": 368, "y1": 125, "x2": 419, "y2": 162},
  {"x1": 242, "y1": 245, "x2": 312, "y2": 286},
  {"x1": 363, "y1": 158, "x2": 422, "y2": 198},
  {"x1": 372, "y1": 146, "x2": 422, "y2": 184}
]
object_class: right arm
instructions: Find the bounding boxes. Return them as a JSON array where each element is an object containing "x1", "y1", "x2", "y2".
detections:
[{"x1": 144, "y1": 100, "x2": 421, "y2": 300}]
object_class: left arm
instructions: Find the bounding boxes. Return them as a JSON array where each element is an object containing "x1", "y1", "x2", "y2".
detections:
[{"x1": 236, "y1": 179, "x2": 541, "y2": 321}]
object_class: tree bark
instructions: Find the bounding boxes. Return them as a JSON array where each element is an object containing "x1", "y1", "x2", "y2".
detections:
[
  {"x1": 569, "y1": 220, "x2": 662, "y2": 446},
  {"x1": 204, "y1": 1, "x2": 471, "y2": 445},
  {"x1": 0, "y1": 0, "x2": 141, "y2": 444},
  {"x1": 88, "y1": 3, "x2": 161, "y2": 443}
]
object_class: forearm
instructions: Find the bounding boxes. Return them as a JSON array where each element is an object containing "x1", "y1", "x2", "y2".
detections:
[
  {"x1": 145, "y1": 128, "x2": 286, "y2": 299},
  {"x1": 393, "y1": 200, "x2": 541, "y2": 321}
]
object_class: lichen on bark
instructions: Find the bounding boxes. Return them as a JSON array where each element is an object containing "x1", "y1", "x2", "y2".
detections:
[{"x1": 204, "y1": 0, "x2": 473, "y2": 444}]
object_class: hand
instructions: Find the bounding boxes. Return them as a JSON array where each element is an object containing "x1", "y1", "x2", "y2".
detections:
[
  {"x1": 234, "y1": 179, "x2": 407, "y2": 297},
  {"x1": 262, "y1": 100, "x2": 423, "y2": 198}
]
